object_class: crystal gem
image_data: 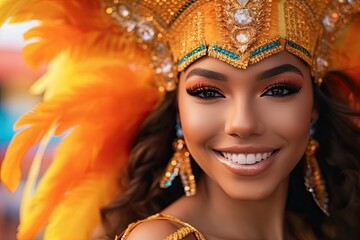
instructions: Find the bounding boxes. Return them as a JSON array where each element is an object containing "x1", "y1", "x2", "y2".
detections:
[
  {"x1": 316, "y1": 57, "x2": 329, "y2": 72},
  {"x1": 125, "y1": 19, "x2": 136, "y2": 32},
  {"x1": 157, "y1": 58, "x2": 172, "y2": 74},
  {"x1": 322, "y1": 12, "x2": 340, "y2": 32},
  {"x1": 164, "y1": 181, "x2": 172, "y2": 187},
  {"x1": 137, "y1": 22, "x2": 155, "y2": 41},
  {"x1": 161, "y1": 59, "x2": 172, "y2": 73},
  {"x1": 234, "y1": 9, "x2": 253, "y2": 25},
  {"x1": 236, "y1": 30, "x2": 251, "y2": 44},
  {"x1": 237, "y1": 0, "x2": 249, "y2": 6},
  {"x1": 239, "y1": 45, "x2": 248, "y2": 53},
  {"x1": 118, "y1": 5, "x2": 130, "y2": 18}
]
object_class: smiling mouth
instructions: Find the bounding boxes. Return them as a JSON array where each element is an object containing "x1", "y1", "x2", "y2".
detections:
[{"x1": 216, "y1": 150, "x2": 278, "y2": 165}]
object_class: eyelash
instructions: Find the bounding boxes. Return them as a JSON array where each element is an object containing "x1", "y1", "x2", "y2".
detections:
[
  {"x1": 186, "y1": 81, "x2": 302, "y2": 100},
  {"x1": 186, "y1": 83, "x2": 224, "y2": 99},
  {"x1": 261, "y1": 81, "x2": 302, "y2": 97}
]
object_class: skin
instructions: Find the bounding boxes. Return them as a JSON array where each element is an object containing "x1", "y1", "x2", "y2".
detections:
[{"x1": 126, "y1": 52, "x2": 315, "y2": 240}]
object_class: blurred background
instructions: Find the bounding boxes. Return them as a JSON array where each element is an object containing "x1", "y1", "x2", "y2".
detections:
[{"x1": 0, "y1": 20, "x2": 47, "y2": 240}]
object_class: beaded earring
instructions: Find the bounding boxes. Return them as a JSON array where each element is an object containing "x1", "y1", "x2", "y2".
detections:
[
  {"x1": 159, "y1": 119, "x2": 196, "y2": 196},
  {"x1": 304, "y1": 121, "x2": 330, "y2": 216}
]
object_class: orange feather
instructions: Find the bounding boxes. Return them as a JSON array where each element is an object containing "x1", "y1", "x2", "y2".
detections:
[
  {"x1": 3, "y1": 63, "x2": 159, "y2": 239},
  {"x1": 1, "y1": 2, "x2": 160, "y2": 239}
]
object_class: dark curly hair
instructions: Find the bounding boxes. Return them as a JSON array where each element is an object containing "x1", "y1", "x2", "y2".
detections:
[{"x1": 100, "y1": 72, "x2": 360, "y2": 239}]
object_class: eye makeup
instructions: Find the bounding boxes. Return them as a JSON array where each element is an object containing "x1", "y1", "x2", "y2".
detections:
[
  {"x1": 261, "y1": 80, "x2": 302, "y2": 97},
  {"x1": 186, "y1": 82, "x2": 225, "y2": 100}
]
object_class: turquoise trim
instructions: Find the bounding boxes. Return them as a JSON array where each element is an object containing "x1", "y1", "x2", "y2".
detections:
[
  {"x1": 212, "y1": 45, "x2": 239, "y2": 60},
  {"x1": 178, "y1": 45, "x2": 207, "y2": 66},
  {"x1": 286, "y1": 40, "x2": 312, "y2": 59},
  {"x1": 250, "y1": 40, "x2": 281, "y2": 58}
]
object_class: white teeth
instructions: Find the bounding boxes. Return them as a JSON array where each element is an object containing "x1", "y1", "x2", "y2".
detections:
[
  {"x1": 231, "y1": 154, "x2": 238, "y2": 163},
  {"x1": 255, "y1": 153, "x2": 262, "y2": 162},
  {"x1": 238, "y1": 154, "x2": 246, "y2": 164},
  {"x1": 246, "y1": 154, "x2": 256, "y2": 164},
  {"x1": 221, "y1": 151, "x2": 273, "y2": 165}
]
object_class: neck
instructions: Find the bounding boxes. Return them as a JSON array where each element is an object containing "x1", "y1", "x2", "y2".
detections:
[{"x1": 197, "y1": 176, "x2": 289, "y2": 240}]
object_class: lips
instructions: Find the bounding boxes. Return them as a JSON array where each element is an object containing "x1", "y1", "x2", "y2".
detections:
[
  {"x1": 212, "y1": 146, "x2": 279, "y2": 176},
  {"x1": 220, "y1": 151, "x2": 275, "y2": 165}
]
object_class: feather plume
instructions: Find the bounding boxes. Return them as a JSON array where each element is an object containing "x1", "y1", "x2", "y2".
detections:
[
  {"x1": 0, "y1": 1, "x2": 160, "y2": 239},
  {"x1": 3, "y1": 61, "x2": 159, "y2": 239},
  {"x1": 327, "y1": 14, "x2": 360, "y2": 119}
]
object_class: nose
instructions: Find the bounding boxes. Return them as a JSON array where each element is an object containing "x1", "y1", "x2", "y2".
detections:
[{"x1": 224, "y1": 98, "x2": 263, "y2": 138}]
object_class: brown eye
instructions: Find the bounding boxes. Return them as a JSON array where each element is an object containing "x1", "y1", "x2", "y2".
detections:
[
  {"x1": 261, "y1": 83, "x2": 302, "y2": 97},
  {"x1": 186, "y1": 86, "x2": 225, "y2": 99}
]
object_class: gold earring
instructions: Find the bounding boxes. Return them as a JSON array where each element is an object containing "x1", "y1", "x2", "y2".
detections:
[
  {"x1": 160, "y1": 138, "x2": 196, "y2": 196},
  {"x1": 304, "y1": 139, "x2": 330, "y2": 216}
]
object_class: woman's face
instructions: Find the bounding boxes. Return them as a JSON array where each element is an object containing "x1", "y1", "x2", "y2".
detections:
[{"x1": 178, "y1": 52, "x2": 314, "y2": 200}]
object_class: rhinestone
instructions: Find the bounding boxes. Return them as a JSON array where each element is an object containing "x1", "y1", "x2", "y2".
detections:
[
  {"x1": 156, "y1": 58, "x2": 172, "y2": 74},
  {"x1": 317, "y1": 57, "x2": 329, "y2": 72},
  {"x1": 237, "y1": 0, "x2": 249, "y2": 6},
  {"x1": 164, "y1": 181, "x2": 172, "y2": 187},
  {"x1": 118, "y1": 5, "x2": 130, "y2": 18},
  {"x1": 161, "y1": 60, "x2": 172, "y2": 73},
  {"x1": 322, "y1": 11, "x2": 340, "y2": 32},
  {"x1": 234, "y1": 9, "x2": 253, "y2": 25},
  {"x1": 236, "y1": 30, "x2": 251, "y2": 44},
  {"x1": 137, "y1": 22, "x2": 155, "y2": 41},
  {"x1": 238, "y1": 45, "x2": 248, "y2": 53},
  {"x1": 125, "y1": 19, "x2": 137, "y2": 32}
]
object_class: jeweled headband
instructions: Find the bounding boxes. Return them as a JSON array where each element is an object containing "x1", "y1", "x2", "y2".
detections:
[{"x1": 104, "y1": 0, "x2": 359, "y2": 91}]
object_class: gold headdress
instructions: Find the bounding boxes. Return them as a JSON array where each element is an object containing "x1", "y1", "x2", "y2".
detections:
[
  {"x1": 103, "y1": 0, "x2": 360, "y2": 89},
  {"x1": 0, "y1": 0, "x2": 359, "y2": 239}
]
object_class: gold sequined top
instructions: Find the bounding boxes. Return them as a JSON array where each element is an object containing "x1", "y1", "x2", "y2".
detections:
[
  {"x1": 116, "y1": 212, "x2": 317, "y2": 240},
  {"x1": 116, "y1": 213, "x2": 205, "y2": 240}
]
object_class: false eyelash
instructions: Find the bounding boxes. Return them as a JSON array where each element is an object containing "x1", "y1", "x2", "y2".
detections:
[
  {"x1": 262, "y1": 80, "x2": 302, "y2": 96},
  {"x1": 186, "y1": 82, "x2": 222, "y2": 95},
  {"x1": 186, "y1": 82, "x2": 225, "y2": 100}
]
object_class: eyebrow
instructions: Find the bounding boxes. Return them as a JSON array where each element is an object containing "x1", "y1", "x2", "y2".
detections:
[
  {"x1": 185, "y1": 68, "x2": 227, "y2": 81},
  {"x1": 185, "y1": 64, "x2": 304, "y2": 82},
  {"x1": 256, "y1": 64, "x2": 303, "y2": 80}
]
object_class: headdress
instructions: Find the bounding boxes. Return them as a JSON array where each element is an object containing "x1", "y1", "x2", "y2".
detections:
[{"x1": 0, "y1": 0, "x2": 359, "y2": 239}]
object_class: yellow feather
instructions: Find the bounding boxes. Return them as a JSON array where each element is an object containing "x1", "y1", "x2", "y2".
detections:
[
  {"x1": 1, "y1": 110, "x2": 56, "y2": 192},
  {"x1": 20, "y1": 125, "x2": 55, "y2": 222},
  {"x1": 43, "y1": 171, "x2": 120, "y2": 240},
  {"x1": 13, "y1": 63, "x2": 159, "y2": 239},
  {"x1": 0, "y1": 1, "x2": 160, "y2": 239}
]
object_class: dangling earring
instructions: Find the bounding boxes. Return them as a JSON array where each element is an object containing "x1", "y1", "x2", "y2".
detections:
[
  {"x1": 159, "y1": 119, "x2": 196, "y2": 196},
  {"x1": 304, "y1": 121, "x2": 330, "y2": 216}
]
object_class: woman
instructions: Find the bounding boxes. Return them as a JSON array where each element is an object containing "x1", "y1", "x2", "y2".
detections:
[{"x1": 0, "y1": 0, "x2": 359, "y2": 239}]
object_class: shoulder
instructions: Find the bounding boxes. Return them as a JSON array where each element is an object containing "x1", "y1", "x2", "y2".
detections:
[
  {"x1": 119, "y1": 214, "x2": 198, "y2": 240},
  {"x1": 123, "y1": 218, "x2": 181, "y2": 240}
]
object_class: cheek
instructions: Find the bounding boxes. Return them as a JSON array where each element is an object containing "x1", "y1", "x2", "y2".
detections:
[
  {"x1": 261, "y1": 92, "x2": 313, "y2": 142},
  {"x1": 177, "y1": 81, "x2": 225, "y2": 152},
  {"x1": 178, "y1": 93, "x2": 217, "y2": 143}
]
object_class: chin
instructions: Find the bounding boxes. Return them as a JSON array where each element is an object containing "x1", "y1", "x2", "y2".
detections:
[{"x1": 219, "y1": 177, "x2": 289, "y2": 202}]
